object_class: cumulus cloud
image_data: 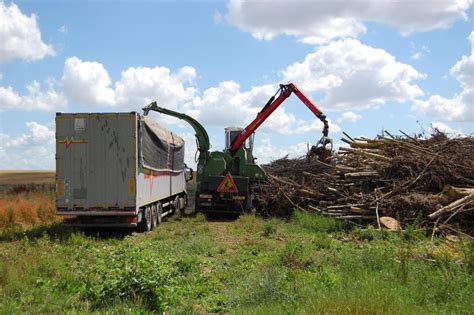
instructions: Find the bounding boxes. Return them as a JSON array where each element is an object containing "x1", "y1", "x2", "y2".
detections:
[
  {"x1": 179, "y1": 131, "x2": 199, "y2": 168},
  {"x1": 188, "y1": 81, "x2": 340, "y2": 135},
  {"x1": 189, "y1": 81, "x2": 274, "y2": 127},
  {"x1": 0, "y1": 80, "x2": 66, "y2": 111},
  {"x1": 431, "y1": 122, "x2": 465, "y2": 136},
  {"x1": 283, "y1": 39, "x2": 425, "y2": 110},
  {"x1": 412, "y1": 31, "x2": 474, "y2": 121},
  {"x1": 61, "y1": 57, "x2": 197, "y2": 110},
  {"x1": 62, "y1": 57, "x2": 116, "y2": 106},
  {"x1": 0, "y1": 121, "x2": 55, "y2": 169},
  {"x1": 224, "y1": 0, "x2": 471, "y2": 44},
  {"x1": 337, "y1": 111, "x2": 362, "y2": 123},
  {"x1": 114, "y1": 66, "x2": 196, "y2": 110},
  {"x1": 253, "y1": 138, "x2": 309, "y2": 164},
  {"x1": 0, "y1": 2, "x2": 55, "y2": 62}
]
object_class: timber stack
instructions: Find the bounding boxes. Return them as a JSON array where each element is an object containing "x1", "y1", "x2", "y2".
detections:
[{"x1": 255, "y1": 131, "x2": 474, "y2": 236}]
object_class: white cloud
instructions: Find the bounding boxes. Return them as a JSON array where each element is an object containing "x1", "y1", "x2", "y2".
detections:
[
  {"x1": 253, "y1": 138, "x2": 310, "y2": 164},
  {"x1": 0, "y1": 121, "x2": 55, "y2": 170},
  {"x1": 61, "y1": 57, "x2": 197, "y2": 110},
  {"x1": 283, "y1": 39, "x2": 425, "y2": 110},
  {"x1": 188, "y1": 81, "x2": 339, "y2": 136},
  {"x1": 224, "y1": 0, "x2": 471, "y2": 44},
  {"x1": 58, "y1": 25, "x2": 68, "y2": 34},
  {"x1": 0, "y1": 2, "x2": 55, "y2": 63},
  {"x1": 413, "y1": 94, "x2": 469, "y2": 121},
  {"x1": 410, "y1": 44, "x2": 430, "y2": 60},
  {"x1": 411, "y1": 52, "x2": 422, "y2": 60},
  {"x1": 431, "y1": 121, "x2": 465, "y2": 136},
  {"x1": 179, "y1": 131, "x2": 199, "y2": 168},
  {"x1": 468, "y1": 31, "x2": 474, "y2": 52},
  {"x1": 337, "y1": 111, "x2": 362, "y2": 123},
  {"x1": 62, "y1": 57, "x2": 116, "y2": 106},
  {"x1": 189, "y1": 81, "x2": 274, "y2": 127},
  {"x1": 0, "y1": 80, "x2": 66, "y2": 111},
  {"x1": 114, "y1": 65, "x2": 196, "y2": 110},
  {"x1": 290, "y1": 118, "x2": 341, "y2": 135},
  {"x1": 412, "y1": 31, "x2": 474, "y2": 121}
]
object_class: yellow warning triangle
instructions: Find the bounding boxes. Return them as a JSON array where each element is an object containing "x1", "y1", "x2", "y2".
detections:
[{"x1": 217, "y1": 173, "x2": 239, "y2": 193}]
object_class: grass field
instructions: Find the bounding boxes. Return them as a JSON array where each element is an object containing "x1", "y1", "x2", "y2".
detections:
[
  {"x1": 0, "y1": 173, "x2": 473, "y2": 314},
  {"x1": 0, "y1": 170, "x2": 54, "y2": 186}
]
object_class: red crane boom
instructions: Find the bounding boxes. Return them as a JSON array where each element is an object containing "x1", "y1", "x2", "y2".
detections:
[{"x1": 229, "y1": 83, "x2": 330, "y2": 155}]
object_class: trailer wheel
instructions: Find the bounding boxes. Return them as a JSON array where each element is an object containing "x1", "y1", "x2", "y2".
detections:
[
  {"x1": 151, "y1": 203, "x2": 158, "y2": 229},
  {"x1": 157, "y1": 202, "x2": 163, "y2": 224},
  {"x1": 178, "y1": 195, "x2": 187, "y2": 214},
  {"x1": 172, "y1": 196, "x2": 180, "y2": 214},
  {"x1": 139, "y1": 206, "x2": 152, "y2": 232}
]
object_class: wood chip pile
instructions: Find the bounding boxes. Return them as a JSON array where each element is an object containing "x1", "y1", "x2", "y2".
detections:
[{"x1": 255, "y1": 131, "x2": 474, "y2": 236}]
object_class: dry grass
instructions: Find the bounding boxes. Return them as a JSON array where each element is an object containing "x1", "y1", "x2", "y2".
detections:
[
  {"x1": 0, "y1": 171, "x2": 57, "y2": 228},
  {"x1": 0, "y1": 191, "x2": 58, "y2": 227}
]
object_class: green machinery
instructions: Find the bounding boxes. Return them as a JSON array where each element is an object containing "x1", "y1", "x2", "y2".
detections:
[{"x1": 142, "y1": 83, "x2": 331, "y2": 214}]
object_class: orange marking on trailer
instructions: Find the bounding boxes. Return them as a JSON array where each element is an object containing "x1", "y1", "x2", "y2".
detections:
[
  {"x1": 144, "y1": 170, "x2": 155, "y2": 197},
  {"x1": 57, "y1": 137, "x2": 88, "y2": 148}
]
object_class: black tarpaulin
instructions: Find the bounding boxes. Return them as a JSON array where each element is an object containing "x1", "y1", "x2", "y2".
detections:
[{"x1": 140, "y1": 116, "x2": 185, "y2": 171}]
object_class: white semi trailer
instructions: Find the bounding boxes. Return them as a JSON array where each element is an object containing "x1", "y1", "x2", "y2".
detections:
[{"x1": 55, "y1": 112, "x2": 189, "y2": 231}]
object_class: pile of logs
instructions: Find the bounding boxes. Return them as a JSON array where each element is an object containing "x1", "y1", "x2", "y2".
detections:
[{"x1": 255, "y1": 131, "x2": 474, "y2": 236}]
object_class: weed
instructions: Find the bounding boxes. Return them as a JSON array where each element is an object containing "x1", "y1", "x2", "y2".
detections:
[
  {"x1": 292, "y1": 210, "x2": 349, "y2": 233},
  {"x1": 280, "y1": 240, "x2": 313, "y2": 270},
  {"x1": 313, "y1": 233, "x2": 332, "y2": 250},
  {"x1": 458, "y1": 238, "x2": 474, "y2": 273},
  {"x1": 262, "y1": 221, "x2": 277, "y2": 237},
  {"x1": 195, "y1": 212, "x2": 207, "y2": 222},
  {"x1": 235, "y1": 214, "x2": 262, "y2": 231}
]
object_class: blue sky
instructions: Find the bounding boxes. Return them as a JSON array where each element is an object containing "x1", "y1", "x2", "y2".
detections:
[{"x1": 0, "y1": 0, "x2": 472, "y2": 169}]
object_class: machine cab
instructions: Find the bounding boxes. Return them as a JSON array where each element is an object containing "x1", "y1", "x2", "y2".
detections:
[{"x1": 225, "y1": 127, "x2": 254, "y2": 153}]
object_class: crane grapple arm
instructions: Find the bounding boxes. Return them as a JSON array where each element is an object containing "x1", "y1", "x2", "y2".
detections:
[
  {"x1": 230, "y1": 83, "x2": 329, "y2": 154},
  {"x1": 142, "y1": 102, "x2": 210, "y2": 155}
]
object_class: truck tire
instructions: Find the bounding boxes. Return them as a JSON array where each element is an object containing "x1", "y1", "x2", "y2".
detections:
[
  {"x1": 151, "y1": 203, "x2": 158, "y2": 229},
  {"x1": 139, "y1": 206, "x2": 152, "y2": 232},
  {"x1": 178, "y1": 195, "x2": 187, "y2": 214},
  {"x1": 172, "y1": 196, "x2": 180, "y2": 214},
  {"x1": 157, "y1": 202, "x2": 163, "y2": 224}
]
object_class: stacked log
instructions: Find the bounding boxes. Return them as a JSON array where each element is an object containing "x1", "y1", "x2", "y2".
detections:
[{"x1": 255, "y1": 131, "x2": 474, "y2": 236}]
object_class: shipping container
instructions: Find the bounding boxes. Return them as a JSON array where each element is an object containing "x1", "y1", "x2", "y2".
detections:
[{"x1": 55, "y1": 112, "x2": 189, "y2": 231}]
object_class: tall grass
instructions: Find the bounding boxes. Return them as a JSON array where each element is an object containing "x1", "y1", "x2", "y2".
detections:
[
  {"x1": 292, "y1": 210, "x2": 350, "y2": 233},
  {"x1": 0, "y1": 191, "x2": 57, "y2": 228}
]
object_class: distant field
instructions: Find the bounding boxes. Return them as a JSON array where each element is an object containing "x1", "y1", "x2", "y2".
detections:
[{"x1": 0, "y1": 171, "x2": 54, "y2": 186}]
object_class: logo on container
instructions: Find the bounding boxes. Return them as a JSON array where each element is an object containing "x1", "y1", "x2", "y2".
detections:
[{"x1": 57, "y1": 137, "x2": 88, "y2": 148}]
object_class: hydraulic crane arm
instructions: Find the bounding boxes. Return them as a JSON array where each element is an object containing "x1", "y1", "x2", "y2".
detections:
[
  {"x1": 142, "y1": 101, "x2": 210, "y2": 156},
  {"x1": 230, "y1": 83, "x2": 330, "y2": 154}
]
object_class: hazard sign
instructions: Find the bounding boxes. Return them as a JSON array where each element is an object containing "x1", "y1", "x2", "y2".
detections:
[{"x1": 217, "y1": 173, "x2": 238, "y2": 193}]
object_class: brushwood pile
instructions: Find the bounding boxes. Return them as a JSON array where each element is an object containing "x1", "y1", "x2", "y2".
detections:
[{"x1": 255, "y1": 131, "x2": 474, "y2": 236}]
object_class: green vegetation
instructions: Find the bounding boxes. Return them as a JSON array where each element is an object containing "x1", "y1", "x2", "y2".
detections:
[{"x1": 0, "y1": 211, "x2": 473, "y2": 314}]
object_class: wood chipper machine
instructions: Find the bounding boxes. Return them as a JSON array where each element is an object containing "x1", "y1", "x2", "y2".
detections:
[{"x1": 142, "y1": 83, "x2": 332, "y2": 214}]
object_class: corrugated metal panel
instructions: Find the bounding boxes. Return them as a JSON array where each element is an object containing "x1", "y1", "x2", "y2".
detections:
[
  {"x1": 56, "y1": 113, "x2": 137, "y2": 210},
  {"x1": 55, "y1": 112, "x2": 187, "y2": 216}
]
